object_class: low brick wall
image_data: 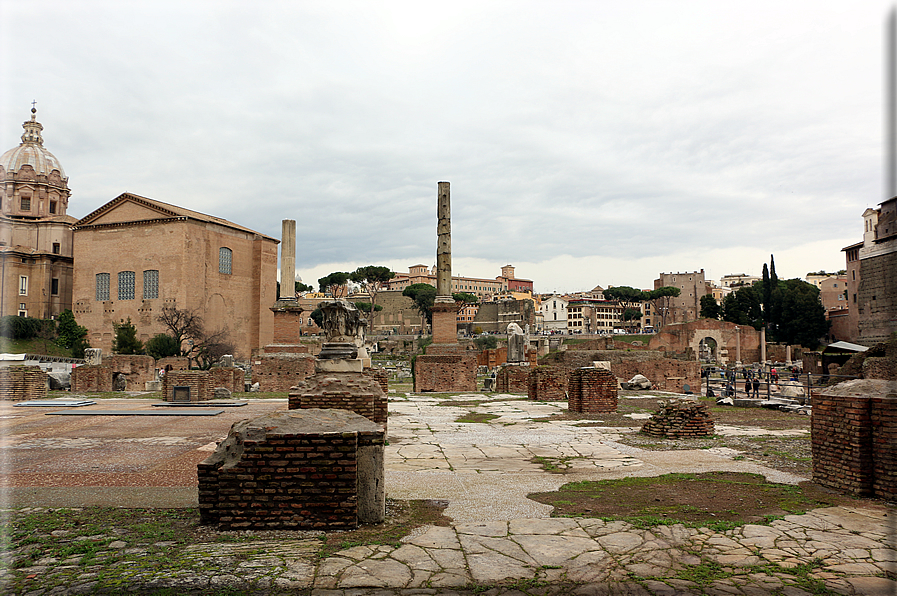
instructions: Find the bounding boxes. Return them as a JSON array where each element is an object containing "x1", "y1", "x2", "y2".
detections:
[
  {"x1": 568, "y1": 368, "x2": 617, "y2": 413},
  {"x1": 0, "y1": 365, "x2": 48, "y2": 401},
  {"x1": 251, "y1": 353, "x2": 315, "y2": 392},
  {"x1": 528, "y1": 366, "x2": 567, "y2": 401},
  {"x1": 209, "y1": 367, "x2": 244, "y2": 392},
  {"x1": 71, "y1": 365, "x2": 113, "y2": 392},
  {"x1": 812, "y1": 387, "x2": 897, "y2": 499},
  {"x1": 495, "y1": 365, "x2": 530, "y2": 394},
  {"x1": 414, "y1": 353, "x2": 477, "y2": 392},
  {"x1": 198, "y1": 410, "x2": 385, "y2": 531},
  {"x1": 163, "y1": 370, "x2": 212, "y2": 402},
  {"x1": 640, "y1": 400, "x2": 714, "y2": 438}
]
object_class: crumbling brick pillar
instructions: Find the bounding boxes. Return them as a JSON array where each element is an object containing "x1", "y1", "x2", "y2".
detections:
[
  {"x1": 527, "y1": 365, "x2": 568, "y2": 401},
  {"x1": 568, "y1": 367, "x2": 618, "y2": 413},
  {"x1": 811, "y1": 384, "x2": 897, "y2": 499},
  {"x1": 496, "y1": 364, "x2": 529, "y2": 393},
  {"x1": 199, "y1": 409, "x2": 385, "y2": 530}
]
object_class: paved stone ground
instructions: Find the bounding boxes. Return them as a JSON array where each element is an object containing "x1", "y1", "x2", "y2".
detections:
[{"x1": 1, "y1": 393, "x2": 895, "y2": 595}]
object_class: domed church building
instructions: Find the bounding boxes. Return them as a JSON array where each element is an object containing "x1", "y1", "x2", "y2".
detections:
[{"x1": 0, "y1": 107, "x2": 76, "y2": 318}]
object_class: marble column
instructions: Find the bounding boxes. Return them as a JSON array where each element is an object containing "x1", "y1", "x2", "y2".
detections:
[{"x1": 279, "y1": 219, "x2": 296, "y2": 301}]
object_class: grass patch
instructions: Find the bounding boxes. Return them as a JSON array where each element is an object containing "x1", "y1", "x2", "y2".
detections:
[
  {"x1": 455, "y1": 412, "x2": 499, "y2": 424},
  {"x1": 528, "y1": 472, "x2": 867, "y2": 529},
  {"x1": 531, "y1": 455, "x2": 582, "y2": 473}
]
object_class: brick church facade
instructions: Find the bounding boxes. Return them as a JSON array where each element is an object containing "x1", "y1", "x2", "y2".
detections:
[{"x1": 71, "y1": 192, "x2": 278, "y2": 359}]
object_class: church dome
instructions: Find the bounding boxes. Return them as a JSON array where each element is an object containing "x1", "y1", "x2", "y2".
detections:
[{"x1": 0, "y1": 107, "x2": 67, "y2": 179}]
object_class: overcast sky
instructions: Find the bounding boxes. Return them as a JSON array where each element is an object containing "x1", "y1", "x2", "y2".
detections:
[{"x1": 1, "y1": 1, "x2": 891, "y2": 293}]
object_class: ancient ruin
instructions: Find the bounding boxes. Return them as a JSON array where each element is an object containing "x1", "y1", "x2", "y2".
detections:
[
  {"x1": 253, "y1": 219, "x2": 315, "y2": 390},
  {"x1": 413, "y1": 181, "x2": 477, "y2": 392},
  {"x1": 568, "y1": 365, "x2": 618, "y2": 413},
  {"x1": 198, "y1": 408, "x2": 384, "y2": 530},
  {"x1": 640, "y1": 399, "x2": 715, "y2": 438}
]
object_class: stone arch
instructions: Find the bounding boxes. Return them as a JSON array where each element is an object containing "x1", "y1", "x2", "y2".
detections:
[{"x1": 691, "y1": 330, "x2": 725, "y2": 364}]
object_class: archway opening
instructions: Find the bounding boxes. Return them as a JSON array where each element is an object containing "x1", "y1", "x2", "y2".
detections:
[{"x1": 698, "y1": 336, "x2": 718, "y2": 363}]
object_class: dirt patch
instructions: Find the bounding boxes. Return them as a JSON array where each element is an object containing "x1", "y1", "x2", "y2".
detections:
[
  {"x1": 536, "y1": 395, "x2": 811, "y2": 431},
  {"x1": 528, "y1": 472, "x2": 874, "y2": 530}
]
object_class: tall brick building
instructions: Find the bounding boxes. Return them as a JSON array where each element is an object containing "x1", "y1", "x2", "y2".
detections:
[
  {"x1": 842, "y1": 197, "x2": 897, "y2": 346},
  {"x1": 0, "y1": 108, "x2": 75, "y2": 319},
  {"x1": 71, "y1": 193, "x2": 278, "y2": 359},
  {"x1": 653, "y1": 270, "x2": 709, "y2": 325}
]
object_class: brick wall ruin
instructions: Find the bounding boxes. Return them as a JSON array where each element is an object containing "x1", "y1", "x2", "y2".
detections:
[
  {"x1": 568, "y1": 367, "x2": 618, "y2": 413},
  {"x1": 71, "y1": 364, "x2": 113, "y2": 392},
  {"x1": 163, "y1": 370, "x2": 213, "y2": 402},
  {"x1": 0, "y1": 365, "x2": 47, "y2": 401},
  {"x1": 477, "y1": 346, "x2": 507, "y2": 368},
  {"x1": 251, "y1": 351, "x2": 315, "y2": 392},
  {"x1": 539, "y1": 350, "x2": 700, "y2": 394},
  {"x1": 199, "y1": 409, "x2": 385, "y2": 530},
  {"x1": 362, "y1": 367, "x2": 388, "y2": 395},
  {"x1": 527, "y1": 366, "x2": 567, "y2": 400},
  {"x1": 413, "y1": 351, "x2": 477, "y2": 393},
  {"x1": 209, "y1": 367, "x2": 245, "y2": 393},
  {"x1": 640, "y1": 399, "x2": 714, "y2": 438},
  {"x1": 104, "y1": 355, "x2": 156, "y2": 390},
  {"x1": 496, "y1": 364, "x2": 530, "y2": 394},
  {"x1": 812, "y1": 380, "x2": 897, "y2": 499},
  {"x1": 157, "y1": 357, "x2": 189, "y2": 371}
]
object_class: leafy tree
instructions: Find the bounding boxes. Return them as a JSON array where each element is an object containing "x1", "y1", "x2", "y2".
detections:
[
  {"x1": 644, "y1": 286, "x2": 680, "y2": 330},
  {"x1": 473, "y1": 335, "x2": 499, "y2": 350},
  {"x1": 700, "y1": 294, "x2": 722, "y2": 320},
  {"x1": 772, "y1": 279, "x2": 830, "y2": 348},
  {"x1": 352, "y1": 301, "x2": 383, "y2": 313},
  {"x1": 318, "y1": 271, "x2": 351, "y2": 298},
  {"x1": 623, "y1": 307, "x2": 642, "y2": 326},
  {"x1": 0, "y1": 315, "x2": 44, "y2": 339},
  {"x1": 453, "y1": 292, "x2": 479, "y2": 304},
  {"x1": 56, "y1": 309, "x2": 90, "y2": 358},
  {"x1": 310, "y1": 308, "x2": 324, "y2": 329},
  {"x1": 722, "y1": 285, "x2": 763, "y2": 329},
  {"x1": 145, "y1": 333, "x2": 181, "y2": 359},
  {"x1": 403, "y1": 283, "x2": 437, "y2": 326},
  {"x1": 761, "y1": 263, "x2": 771, "y2": 324},
  {"x1": 604, "y1": 286, "x2": 647, "y2": 312},
  {"x1": 296, "y1": 281, "x2": 313, "y2": 294},
  {"x1": 112, "y1": 318, "x2": 143, "y2": 354},
  {"x1": 350, "y1": 265, "x2": 395, "y2": 332}
]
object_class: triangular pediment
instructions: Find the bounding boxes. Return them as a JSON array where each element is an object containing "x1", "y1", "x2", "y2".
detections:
[{"x1": 73, "y1": 193, "x2": 184, "y2": 227}]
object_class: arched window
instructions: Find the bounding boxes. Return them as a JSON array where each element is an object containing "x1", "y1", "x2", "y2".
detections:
[{"x1": 219, "y1": 247, "x2": 232, "y2": 275}]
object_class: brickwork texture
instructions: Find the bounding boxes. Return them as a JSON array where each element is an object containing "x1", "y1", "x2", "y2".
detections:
[{"x1": 0, "y1": 365, "x2": 48, "y2": 401}]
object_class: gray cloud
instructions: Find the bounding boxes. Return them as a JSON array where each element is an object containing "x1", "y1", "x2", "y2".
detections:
[{"x1": 1, "y1": 0, "x2": 888, "y2": 289}]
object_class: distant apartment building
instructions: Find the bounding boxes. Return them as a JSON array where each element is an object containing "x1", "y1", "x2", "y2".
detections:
[
  {"x1": 841, "y1": 198, "x2": 897, "y2": 345},
  {"x1": 818, "y1": 276, "x2": 849, "y2": 314},
  {"x1": 540, "y1": 295, "x2": 568, "y2": 332},
  {"x1": 719, "y1": 273, "x2": 760, "y2": 288},
  {"x1": 567, "y1": 299, "x2": 623, "y2": 334},
  {"x1": 385, "y1": 264, "x2": 533, "y2": 300},
  {"x1": 654, "y1": 270, "x2": 709, "y2": 324}
]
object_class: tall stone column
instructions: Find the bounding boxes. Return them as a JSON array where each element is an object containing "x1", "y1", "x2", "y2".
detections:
[
  {"x1": 735, "y1": 327, "x2": 741, "y2": 364},
  {"x1": 760, "y1": 327, "x2": 767, "y2": 364},
  {"x1": 432, "y1": 181, "x2": 458, "y2": 345},
  {"x1": 436, "y1": 181, "x2": 452, "y2": 296},
  {"x1": 279, "y1": 219, "x2": 296, "y2": 301}
]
